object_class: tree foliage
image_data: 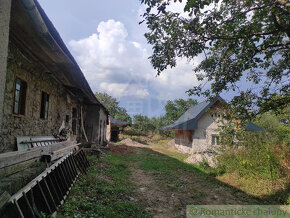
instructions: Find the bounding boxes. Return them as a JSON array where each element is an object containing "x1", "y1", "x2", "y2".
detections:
[
  {"x1": 133, "y1": 114, "x2": 152, "y2": 134},
  {"x1": 217, "y1": 111, "x2": 289, "y2": 194},
  {"x1": 95, "y1": 92, "x2": 132, "y2": 123},
  {"x1": 140, "y1": 0, "x2": 290, "y2": 118},
  {"x1": 164, "y1": 98, "x2": 198, "y2": 123},
  {"x1": 131, "y1": 98, "x2": 198, "y2": 136}
]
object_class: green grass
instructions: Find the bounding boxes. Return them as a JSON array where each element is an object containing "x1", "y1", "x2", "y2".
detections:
[
  {"x1": 57, "y1": 143, "x2": 287, "y2": 217},
  {"x1": 57, "y1": 155, "x2": 150, "y2": 218}
]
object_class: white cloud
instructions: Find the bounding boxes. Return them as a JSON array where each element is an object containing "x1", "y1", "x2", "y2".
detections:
[
  {"x1": 68, "y1": 19, "x2": 199, "y2": 101},
  {"x1": 100, "y1": 82, "x2": 149, "y2": 99}
]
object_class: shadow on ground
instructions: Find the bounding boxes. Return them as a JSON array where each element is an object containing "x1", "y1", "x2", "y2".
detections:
[{"x1": 109, "y1": 143, "x2": 288, "y2": 206}]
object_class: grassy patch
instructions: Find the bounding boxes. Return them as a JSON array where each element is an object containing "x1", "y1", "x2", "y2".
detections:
[
  {"x1": 57, "y1": 155, "x2": 150, "y2": 218},
  {"x1": 58, "y1": 143, "x2": 285, "y2": 218}
]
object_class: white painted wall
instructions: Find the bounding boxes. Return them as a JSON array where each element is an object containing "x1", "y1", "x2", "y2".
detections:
[
  {"x1": 191, "y1": 111, "x2": 220, "y2": 152},
  {"x1": 98, "y1": 107, "x2": 107, "y2": 145}
]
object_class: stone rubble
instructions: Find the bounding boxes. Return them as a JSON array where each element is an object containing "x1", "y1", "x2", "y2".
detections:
[{"x1": 184, "y1": 149, "x2": 218, "y2": 168}]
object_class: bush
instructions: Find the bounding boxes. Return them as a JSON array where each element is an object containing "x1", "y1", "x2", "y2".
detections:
[
  {"x1": 216, "y1": 111, "x2": 289, "y2": 195},
  {"x1": 217, "y1": 143, "x2": 286, "y2": 180}
]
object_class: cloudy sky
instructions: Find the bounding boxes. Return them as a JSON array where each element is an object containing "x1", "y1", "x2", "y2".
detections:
[{"x1": 38, "y1": 0, "x2": 204, "y2": 117}]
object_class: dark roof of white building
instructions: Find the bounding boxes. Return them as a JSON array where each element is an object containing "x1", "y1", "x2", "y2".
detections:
[
  {"x1": 109, "y1": 116, "x2": 128, "y2": 126},
  {"x1": 164, "y1": 96, "x2": 264, "y2": 131},
  {"x1": 163, "y1": 96, "x2": 225, "y2": 130}
]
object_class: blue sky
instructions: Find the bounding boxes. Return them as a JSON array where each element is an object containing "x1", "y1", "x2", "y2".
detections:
[{"x1": 37, "y1": 0, "x2": 209, "y2": 117}]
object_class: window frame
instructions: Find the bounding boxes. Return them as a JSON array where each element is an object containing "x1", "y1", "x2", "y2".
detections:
[
  {"x1": 40, "y1": 91, "x2": 50, "y2": 119},
  {"x1": 211, "y1": 135, "x2": 220, "y2": 146},
  {"x1": 12, "y1": 76, "x2": 27, "y2": 117}
]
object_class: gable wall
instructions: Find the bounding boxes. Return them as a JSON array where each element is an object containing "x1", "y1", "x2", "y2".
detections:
[
  {"x1": 191, "y1": 110, "x2": 220, "y2": 152},
  {"x1": 174, "y1": 102, "x2": 225, "y2": 154}
]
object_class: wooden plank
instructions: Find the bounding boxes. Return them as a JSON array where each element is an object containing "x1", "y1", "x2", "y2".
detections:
[
  {"x1": 52, "y1": 143, "x2": 81, "y2": 155},
  {"x1": 0, "y1": 191, "x2": 11, "y2": 209},
  {"x1": 49, "y1": 146, "x2": 79, "y2": 162},
  {"x1": 0, "y1": 141, "x2": 77, "y2": 169},
  {"x1": 0, "y1": 148, "x2": 45, "y2": 169}
]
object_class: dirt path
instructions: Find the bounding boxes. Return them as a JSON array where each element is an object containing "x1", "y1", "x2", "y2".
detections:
[
  {"x1": 129, "y1": 167, "x2": 182, "y2": 218},
  {"x1": 108, "y1": 143, "x2": 260, "y2": 217}
]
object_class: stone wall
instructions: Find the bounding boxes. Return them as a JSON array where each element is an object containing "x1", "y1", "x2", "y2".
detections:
[
  {"x1": 0, "y1": 41, "x2": 77, "y2": 152},
  {"x1": 0, "y1": 0, "x2": 12, "y2": 135}
]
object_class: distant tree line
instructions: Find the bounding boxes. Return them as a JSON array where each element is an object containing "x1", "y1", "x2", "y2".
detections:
[
  {"x1": 95, "y1": 92, "x2": 198, "y2": 137},
  {"x1": 132, "y1": 98, "x2": 198, "y2": 136},
  {"x1": 95, "y1": 92, "x2": 132, "y2": 124}
]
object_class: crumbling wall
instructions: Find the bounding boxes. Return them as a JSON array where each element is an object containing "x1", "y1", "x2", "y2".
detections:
[
  {"x1": 82, "y1": 104, "x2": 100, "y2": 145},
  {"x1": 0, "y1": 42, "x2": 74, "y2": 152},
  {"x1": 98, "y1": 107, "x2": 107, "y2": 146},
  {"x1": 106, "y1": 119, "x2": 111, "y2": 142}
]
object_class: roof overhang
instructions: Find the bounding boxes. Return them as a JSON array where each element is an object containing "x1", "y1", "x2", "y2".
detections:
[
  {"x1": 9, "y1": 0, "x2": 108, "y2": 111},
  {"x1": 163, "y1": 118, "x2": 198, "y2": 131}
]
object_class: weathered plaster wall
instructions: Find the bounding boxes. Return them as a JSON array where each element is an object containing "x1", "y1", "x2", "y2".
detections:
[
  {"x1": 191, "y1": 112, "x2": 220, "y2": 152},
  {"x1": 0, "y1": 0, "x2": 12, "y2": 135},
  {"x1": 0, "y1": 42, "x2": 74, "y2": 152},
  {"x1": 98, "y1": 107, "x2": 107, "y2": 146},
  {"x1": 106, "y1": 119, "x2": 111, "y2": 142},
  {"x1": 83, "y1": 104, "x2": 100, "y2": 144}
]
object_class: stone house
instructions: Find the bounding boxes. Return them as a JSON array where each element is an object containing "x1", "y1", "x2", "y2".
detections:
[
  {"x1": 106, "y1": 116, "x2": 128, "y2": 142},
  {"x1": 0, "y1": 0, "x2": 108, "y2": 153},
  {"x1": 164, "y1": 96, "x2": 264, "y2": 155}
]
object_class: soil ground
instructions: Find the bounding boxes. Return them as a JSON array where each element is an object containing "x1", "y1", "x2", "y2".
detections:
[
  {"x1": 107, "y1": 143, "x2": 261, "y2": 217},
  {"x1": 58, "y1": 141, "x2": 273, "y2": 218}
]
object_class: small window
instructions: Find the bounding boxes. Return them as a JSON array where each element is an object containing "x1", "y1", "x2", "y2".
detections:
[
  {"x1": 72, "y1": 107, "x2": 77, "y2": 118},
  {"x1": 13, "y1": 78, "x2": 27, "y2": 115},
  {"x1": 211, "y1": 135, "x2": 220, "y2": 145},
  {"x1": 72, "y1": 119, "x2": 77, "y2": 135},
  {"x1": 40, "y1": 92, "x2": 49, "y2": 119},
  {"x1": 65, "y1": 115, "x2": 70, "y2": 123}
]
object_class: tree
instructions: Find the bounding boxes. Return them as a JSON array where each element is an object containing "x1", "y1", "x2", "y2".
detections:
[
  {"x1": 150, "y1": 116, "x2": 173, "y2": 136},
  {"x1": 95, "y1": 92, "x2": 132, "y2": 123},
  {"x1": 164, "y1": 98, "x2": 198, "y2": 123},
  {"x1": 133, "y1": 114, "x2": 152, "y2": 134},
  {"x1": 140, "y1": 0, "x2": 290, "y2": 119}
]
